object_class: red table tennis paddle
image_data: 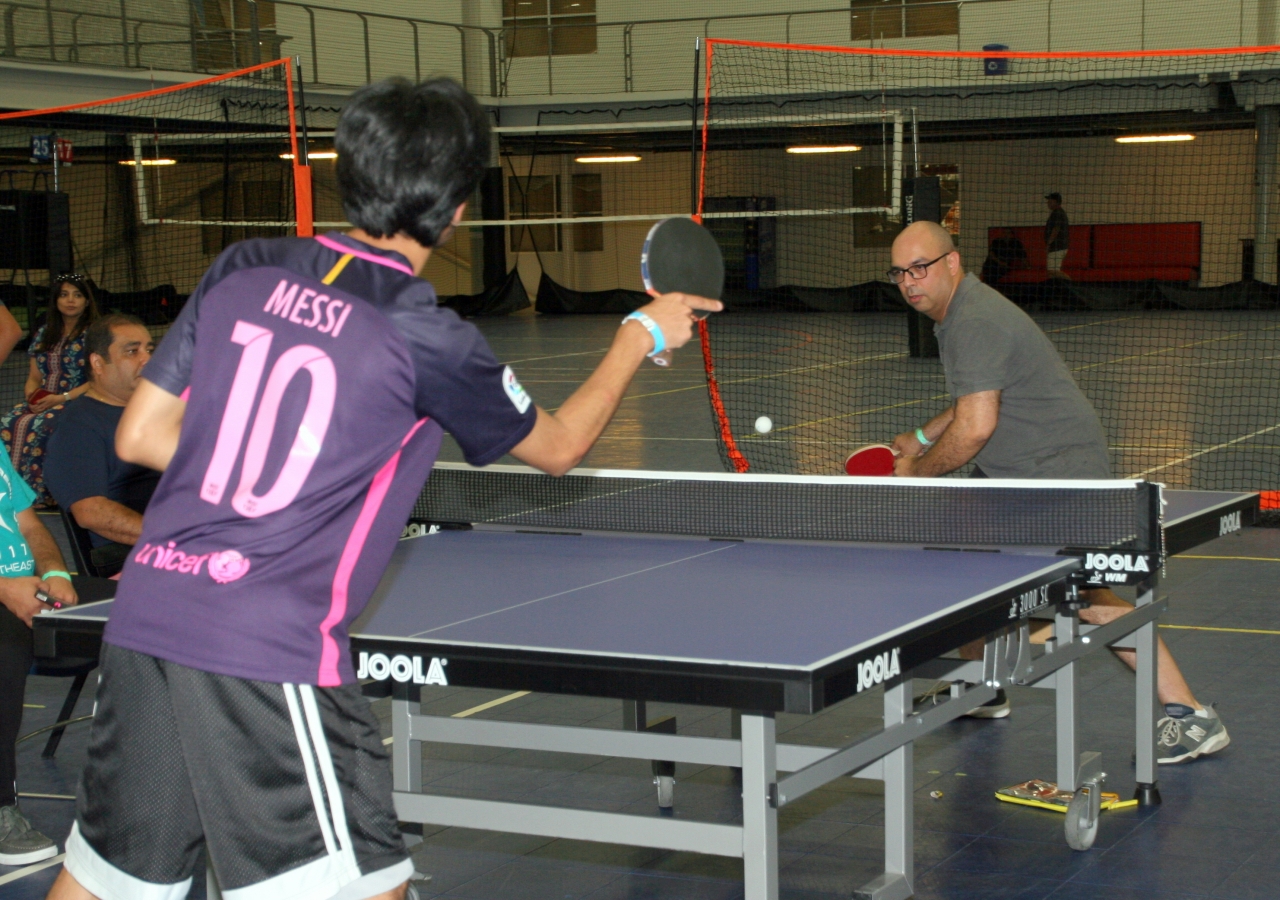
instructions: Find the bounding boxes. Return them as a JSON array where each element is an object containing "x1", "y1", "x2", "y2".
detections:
[
  {"x1": 640, "y1": 217, "x2": 724, "y2": 367},
  {"x1": 844, "y1": 443, "x2": 898, "y2": 476}
]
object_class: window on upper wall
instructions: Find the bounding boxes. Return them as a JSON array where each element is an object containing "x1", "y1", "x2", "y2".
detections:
[
  {"x1": 509, "y1": 174, "x2": 562, "y2": 252},
  {"x1": 850, "y1": 0, "x2": 960, "y2": 41},
  {"x1": 571, "y1": 173, "x2": 602, "y2": 252},
  {"x1": 504, "y1": 0, "x2": 597, "y2": 58},
  {"x1": 194, "y1": 0, "x2": 283, "y2": 72}
]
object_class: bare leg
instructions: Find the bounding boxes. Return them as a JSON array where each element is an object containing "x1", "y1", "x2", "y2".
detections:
[
  {"x1": 367, "y1": 885, "x2": 408, "y2": 900},
  {"x1": 46, "y1": 869, "x2": 97, "y2": 900},
  {"x1": 960, "y1": 600, "x2": 1197, "y2": 709},
  {"x1": 1078, "y1": 589, "x2": 1198, "y2": 708}
]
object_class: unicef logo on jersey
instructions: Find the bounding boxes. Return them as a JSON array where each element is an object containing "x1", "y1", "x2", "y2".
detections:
[
  {"x1": 133, "y1": 542, "x2": 252, "y2": 583},
  {"x1": 208, "y1": 550, "x2": 251, "y2": 583}
]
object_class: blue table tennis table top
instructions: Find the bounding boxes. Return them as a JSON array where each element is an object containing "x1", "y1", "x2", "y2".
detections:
[{"x1": 36, "y1": 488, "x2": 1257, "y2": 712}]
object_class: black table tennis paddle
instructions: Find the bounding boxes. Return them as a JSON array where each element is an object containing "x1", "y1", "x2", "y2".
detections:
[{"x1": 640, "y1": 217, "x2": 724, "y2": 366}]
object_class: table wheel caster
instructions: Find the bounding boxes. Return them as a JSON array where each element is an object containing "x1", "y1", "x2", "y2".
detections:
[
  {"x1": 655, "y1": 774, "x2": 675, "y2": 814},
  {"x1": 1065, "y1": 751, "x2": 1105, "y2": 851}
]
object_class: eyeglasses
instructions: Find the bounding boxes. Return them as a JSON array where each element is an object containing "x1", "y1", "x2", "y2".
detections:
[{"x1": 886, "y1": 253, "x2": 950, "y2": 284}]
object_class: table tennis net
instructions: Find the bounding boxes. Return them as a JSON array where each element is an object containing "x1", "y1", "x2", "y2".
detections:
[{"x1": 412, "y1": 465, "x2": 1161, "y2": 552}]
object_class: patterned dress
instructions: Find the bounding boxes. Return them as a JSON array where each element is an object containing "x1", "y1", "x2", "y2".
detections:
[{"x1": 0, "y1": 325, "x2": 88, "y2": 506}]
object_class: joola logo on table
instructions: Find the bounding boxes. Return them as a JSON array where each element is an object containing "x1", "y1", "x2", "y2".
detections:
[
  {"x1": 356, "y1": 652, "x2": 448, "y2": 686},
  {"x1": 856, "y1": 648, "x2": 901, "y2": 693},
  {"x1": 1220, "y1": 511, "x2": 1242, "y2": 536},
  {"x1": 1084, "y1": 553, "x2": 1151, "y2": 574}
]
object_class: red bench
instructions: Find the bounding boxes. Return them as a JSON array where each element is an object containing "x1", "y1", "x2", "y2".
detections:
[{"x1": 987, "y1": 222, "x2": 1200, "y2": 284}]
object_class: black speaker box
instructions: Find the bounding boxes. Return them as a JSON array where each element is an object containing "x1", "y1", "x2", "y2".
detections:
[
  {"x1": 0, "y1": 191, "x2": 73, "y2": 273},
  {"x1": 904, "y1": 176, "x2": 942, "y2": 225}
]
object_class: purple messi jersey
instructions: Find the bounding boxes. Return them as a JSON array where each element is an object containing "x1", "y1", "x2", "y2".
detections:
[{"x1": 105, "y1": 233, "x2": 536, "y2": 686}]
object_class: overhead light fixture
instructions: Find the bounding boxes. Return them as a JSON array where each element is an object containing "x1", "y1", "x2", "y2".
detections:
[
  {"x1": 786, "y1": 145, "x2": 861, "y2": 154},
  {"x1": 118, "y1": 158, "x2": 176, "y2": 166},
  {"x1": 576, "y1": 155, "x2": 640, "y2": 163},
  {"x1": 280, "y1": 151, "x2": 338, "y2": 160},
  {"x1": 1115, "y1": 134, "x2": 1195, "y2": 144}
]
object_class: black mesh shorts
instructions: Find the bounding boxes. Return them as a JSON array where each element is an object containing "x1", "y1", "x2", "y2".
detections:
[{"x1": 65, "y1": 644, "x2": 411, "y2": 900}]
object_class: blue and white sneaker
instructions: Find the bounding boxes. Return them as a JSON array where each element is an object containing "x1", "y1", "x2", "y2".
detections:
[{"x1": 1157, "y1": 703, "x2": 1230, "y2": 764}]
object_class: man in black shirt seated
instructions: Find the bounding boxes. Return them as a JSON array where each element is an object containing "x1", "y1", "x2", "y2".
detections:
[{"x1": 46, "y1": 314, "x2": 159, "y2": 575}]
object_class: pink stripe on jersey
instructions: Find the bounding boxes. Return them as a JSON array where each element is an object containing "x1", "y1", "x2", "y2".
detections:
[
  {"x1": 179, "y1": 386, "x2": 191, "y2": 402},
  {"x1": 314, "y1": 234, "x2": 415, "y2": 277},
  {"x1": 316, "y1": 418, "x2": 429, "y2": 686}
]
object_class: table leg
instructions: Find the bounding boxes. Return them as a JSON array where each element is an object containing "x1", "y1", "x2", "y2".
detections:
[
  {"x1": 854, "y1": 677, "x2": 913, "y2": 900},
  {"x1": 885, "y1": 678, "x2": 913, "y2": 890},
  {"x1": 622, "y1": 699, "x2": 646, "y2": 731},
  {"x1": 1055, "y1": 609, "x2": 1080, "y2": 792},
  {"x1": 740, "y1": 712, "x2": 778, "y2": 900},
  {"x1": 392, "y1": 683, "x2": 424, "y2": 846},
  {"x1": 1133, "y1": 581, "x2": 1162, "y2": 805}
]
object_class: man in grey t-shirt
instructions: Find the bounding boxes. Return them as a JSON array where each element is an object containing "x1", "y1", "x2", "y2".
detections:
[
  {"x1": 882, "y1": 222, "x2": 1227, "y2": 763},
  {"x1": 1044, "y1": 192, "x2": 1070, "y2": 279}
]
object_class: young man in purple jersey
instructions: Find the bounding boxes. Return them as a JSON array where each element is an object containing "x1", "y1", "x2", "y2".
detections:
[{"x1": 48, "y1": 78, "x2": 719, "y2": 900}]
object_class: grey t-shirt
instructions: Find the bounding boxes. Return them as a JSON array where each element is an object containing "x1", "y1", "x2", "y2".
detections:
[{"x1": 934, "y1": 274, "x2": 1110, "y2": 479}]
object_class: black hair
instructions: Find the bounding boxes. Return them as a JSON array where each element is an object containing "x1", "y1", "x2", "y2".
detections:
[
  {"x1": 85, "y1": 313, "x2": 146, "y2": 367},
  {"x1": 38, "y1": 274, "x2": 101, "y2": 352},
  {"x1": 335, "y1": 77, "x2": 490, "y2": 248}
]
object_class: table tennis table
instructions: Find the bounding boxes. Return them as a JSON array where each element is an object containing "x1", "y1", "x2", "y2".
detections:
[{"x1": 33, "y1": 466, "x2": 1259, "y2": 900}]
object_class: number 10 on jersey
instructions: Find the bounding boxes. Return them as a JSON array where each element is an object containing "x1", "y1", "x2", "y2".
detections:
[{"x1": 202, "y1": 321, "x2": 337, "y2": 518}]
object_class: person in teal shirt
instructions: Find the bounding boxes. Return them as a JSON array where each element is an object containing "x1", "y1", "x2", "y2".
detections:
[{"x1": 0, "y1": 450, "x2": 78, "y2": 865}]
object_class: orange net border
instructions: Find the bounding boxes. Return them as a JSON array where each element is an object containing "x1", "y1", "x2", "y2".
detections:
[{"x1": 0, "y1": 58, "x2": 313, "y2": 237}]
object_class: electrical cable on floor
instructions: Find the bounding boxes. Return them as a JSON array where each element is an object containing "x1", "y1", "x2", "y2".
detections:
[{"x1": 16, "y1": 714, "x2": 93, "y2": 744}]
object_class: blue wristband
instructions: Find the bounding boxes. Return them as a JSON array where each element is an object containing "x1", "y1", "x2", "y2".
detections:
[
  {"x1": 622, "y1": 310, "x2": 666, "y2": 357},
  {"x1": 915, "y1": 427, "x2": 933, "y2": 448}
]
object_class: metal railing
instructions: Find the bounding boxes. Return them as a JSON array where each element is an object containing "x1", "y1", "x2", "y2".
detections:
[{"x1": 0, "y1": 0, "x2": 1258, "y2": 97}]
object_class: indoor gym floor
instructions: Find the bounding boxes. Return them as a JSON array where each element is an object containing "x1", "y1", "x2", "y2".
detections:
[{"x1": 3, "y1": 311, "x2": 1279, "y2": 900}]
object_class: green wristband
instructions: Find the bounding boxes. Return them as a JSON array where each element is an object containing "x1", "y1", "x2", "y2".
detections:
[
  {"x1": 41, "y1": 570, "x2": 72, "y2": 582},
  {"x1": 915, "y1": 427, "x2": 934, "y2": 448}
]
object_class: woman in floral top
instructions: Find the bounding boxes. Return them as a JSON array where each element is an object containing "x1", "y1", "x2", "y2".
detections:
[{"x1": 0, "y1": 275, "x2": 98, "y2": 506}]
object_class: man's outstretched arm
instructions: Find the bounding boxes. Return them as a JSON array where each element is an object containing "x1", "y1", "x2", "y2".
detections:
[
  {"x1": 510, "y1": 292, "x2": 720, "y2": 476},
  {"x1": 894, "y1": 390, "x2": 999, "y2": 477}
]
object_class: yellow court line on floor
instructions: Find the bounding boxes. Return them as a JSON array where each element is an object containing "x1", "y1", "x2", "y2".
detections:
[
  {"x1": 22, "y1": 704, "x2": 44, "y2": 709},
  {"x1": 1174, "y1": 555, "x2": 1280, "y2": 563},
  {"x1": 452, "y1": 690, "x2": 532, "y2": 718},
  {"x1": 1161, "y1": 624, "x2": 1280, "y2": 635},
  {"x1": 382, "y1": 691, "x2": 532, "y2": 746},
  {"x1": 0, "y1": 853, "x2": 65, "y2": 886}
]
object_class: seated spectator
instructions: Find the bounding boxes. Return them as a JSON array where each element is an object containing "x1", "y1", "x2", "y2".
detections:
[
  {"x1": 45, "y1": 315, "x2": 158, "y2": 576},
  {"x1": 981, "y1": 228, "x2": 1028, "y2": 285},
  {"x1": 0, "y1": 275, "x2": 97, "y2": 507}
]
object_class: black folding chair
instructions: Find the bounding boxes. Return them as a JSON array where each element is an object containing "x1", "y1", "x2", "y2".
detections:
[
  {"x1": 57, "y1": 505, "x2": 120, "y2": 578},
  {"x1": 30, "y1": 510, "x2": 120, "y2": 757}
]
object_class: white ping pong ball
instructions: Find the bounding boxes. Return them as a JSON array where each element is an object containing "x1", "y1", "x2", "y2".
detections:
[{"x1": 755, "y1": 416, "x2": 773, "y2": 434}]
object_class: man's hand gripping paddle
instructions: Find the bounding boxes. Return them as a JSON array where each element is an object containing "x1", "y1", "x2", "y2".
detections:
[
  {"x1": 844, "y1": 443, "x2": 899, "y2": 477},
  {"x1": 640, "y1": 217, "x2": 724, "y2": 367}
]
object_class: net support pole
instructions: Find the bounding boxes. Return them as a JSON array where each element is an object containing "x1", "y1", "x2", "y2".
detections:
[
  {"x1": 690, "y1": 38, "x2": 701, "y2": 218},
  {"x1": 1256, "y1": 105, "x2": 1278, "y2": 284}
]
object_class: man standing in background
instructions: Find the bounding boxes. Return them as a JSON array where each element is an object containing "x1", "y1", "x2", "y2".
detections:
[{"x1": 1044, "y1": 192, "x2": 1070, "y2": 279}]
